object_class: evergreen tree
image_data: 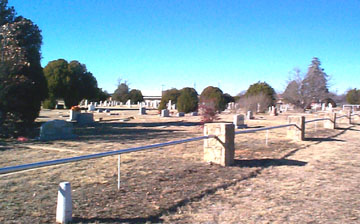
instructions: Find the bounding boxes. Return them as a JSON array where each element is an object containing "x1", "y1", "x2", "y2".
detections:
[
  {"x1": 0, "y1": 0, "x2": 47, "y2": 137},
  {"x1": 301, "y1": 57, "x2": 329, "y2": 107}
]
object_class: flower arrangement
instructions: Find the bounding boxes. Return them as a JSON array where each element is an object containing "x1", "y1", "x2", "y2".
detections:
[{"x1": 71, "y1": 106, "x2": 81, "y2": 112}]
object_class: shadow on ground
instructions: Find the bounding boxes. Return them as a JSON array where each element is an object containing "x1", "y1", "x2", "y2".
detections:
[{"x1": 233, "y1": 158, "x2": 307, "y2": 168}]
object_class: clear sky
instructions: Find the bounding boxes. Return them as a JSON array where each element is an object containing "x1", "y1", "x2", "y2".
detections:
[{"x1": 8, "y1": 0, "x2": 360, "y2": 96}]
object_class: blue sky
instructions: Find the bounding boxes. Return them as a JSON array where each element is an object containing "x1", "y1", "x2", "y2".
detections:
[{"x1": 9, "y1": 0, "x2": 360, "y2": 96}]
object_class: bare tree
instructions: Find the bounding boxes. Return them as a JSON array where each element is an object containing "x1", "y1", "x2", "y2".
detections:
[
  {"x1": 283, "y1": 58, "x2": 330, "y2": 109},
  {"x1": 237, "y1": 93, "x2": 272, "y2": 113}
]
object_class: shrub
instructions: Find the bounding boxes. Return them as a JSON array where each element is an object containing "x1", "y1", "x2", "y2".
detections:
[
  {"x1": 128, "y1": 89, "x2": 144, "y2": 104},
  {"x1": 199, "y1": 86, "x2": 226, "y2": 112},
  {"x1": 199, "y1": 99, "x2": 219, "y2": 123},
  {"x1": 158, "y1": 88, "x2": 180, "y2": 111},
  {"x1": 177, "y1": 87, "x2": 198, "y2": 113},
  {"x1": 43, "y1": 98, "x2": 57, "y2": 109},
  {"x1": 346, "y1": 88, "x2": 360, "y2": 104}
]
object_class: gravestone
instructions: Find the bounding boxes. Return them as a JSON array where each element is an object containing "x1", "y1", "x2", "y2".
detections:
[
  {"x1": 233, "y1": 114, "x2": 246, "y2": 128},
  {"x1": 270, "y1": 106, "x2": 278, "y2": 116},
  {"x1": 161, "y1": 109, "x2": 169, "y2": 117},
  {"x1": 247, "y1": 111, "x2": 253, "y2": 119},
  {"x1": 126, "y1": 99, "x2": 131, "y2": 108},
  {"x1": 77, "y1": 113, "x2": 94, "y2": 125},
  {"x1": 88, "y1": 104, "x2": 95, "y2": 111},
  {"x1": 177, "y1": 112, "x2": 185, "y2": 117},
  {"x1": 39, "y1": 120, "x2": 76, "y2": 141},
  {"x1": 191, "y1": 112, "x2": 198, "y2": 116},
  {"x1": 168, "y1": 100, "x2": 172, "y2": 110},
  {"x1": 67, "y1": 110, "x2": 80, "y2": 122},
  {"x1": 139, "y1": 107, "x2": 146, "y2": 115}
]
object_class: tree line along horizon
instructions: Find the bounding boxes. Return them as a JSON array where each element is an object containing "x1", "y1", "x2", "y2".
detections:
[{"x1": 1, "y1": 0, "x2": 360, "y2": 137}]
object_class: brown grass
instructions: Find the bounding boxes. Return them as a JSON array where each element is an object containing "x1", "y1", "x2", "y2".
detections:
[{"x1": 0, "y1": 109, "x2": 359, "y2": 223}]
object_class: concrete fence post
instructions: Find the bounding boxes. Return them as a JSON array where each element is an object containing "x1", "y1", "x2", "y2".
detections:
[
  {"x1": 324, "y1": 113, "x2": 337, "y2": 129},
  {"x1": 56, "y1": 182, "x2": 72, "y2": 223},
  {"x1": 204, "y1": 123, "x2": 235, "y2": 166},
  {"x1": 347, "y1": 110, "x2": 352, "y2": 125},
  {"x1": 287, "y1": 116, "x2": 305, "y2": 141}
]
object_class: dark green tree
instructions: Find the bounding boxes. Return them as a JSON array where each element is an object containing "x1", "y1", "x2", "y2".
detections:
[
  {"x1": 43, "y1": 59, "x2": 98, "y2": 108},
  {"x1": 158, "y1": 88, "x2": 181, "y2": 110},
  {"x1": 199, "y1": 86, "x2": 226, "y2": 112},
  {"x1": 223, "y1": 93, "x2": 235, "y2": 105},
  {"x1": 346, "y1": 88, "x2": 360, "y2": 104},
  {"x1": 245, "y1": 81, "x2": 276, "y2": 103},
  {"x1": 88, "y1": 88, "x2": 110, "y2": 102},
  {"x1": 128, "y1": 89, "x2": 144, "y2": 104},
  {"x1": 177, "y1": 87, "x2": 198, "y2": 113},
  {"x1": 112, "y1": 80, "x2": 129, "y2": 103},
  {"x1": 0, "y1": 1, "x2": 48, "y2": 137}
]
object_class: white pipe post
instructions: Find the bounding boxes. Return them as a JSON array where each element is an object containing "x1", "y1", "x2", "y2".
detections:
[
  {"x1": 265, "y1": 130, "x2": 269, "y2": 147},
  {"x1": 56, "y1": 182, "x2": 72, "y2": 223},
  {"x1": 118, "y1": 155, "x2": 121, "y2": 190}
]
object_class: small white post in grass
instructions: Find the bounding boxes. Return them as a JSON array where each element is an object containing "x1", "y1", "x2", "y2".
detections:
[
  {"x1": 118, "y1": 155, "x2": 121, "y2": 190},
  {"x1": 56, "y1": 182, "x2": 72, "y2": 223},
  {"x1": 265, "y1": 130, "x2": 269, "y2": 147}
]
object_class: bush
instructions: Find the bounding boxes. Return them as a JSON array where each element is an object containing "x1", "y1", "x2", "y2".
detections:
[
  {"x1": 346, "y1": 88, "x2": 360, "y2": 104},
  {"x1": 177, "y1": 87, "x2": 198, "y2": 113},
  {"x1": 159, "y1": 88, "x2": 180, "y2": 111},
  {"x1": 43, "y1": 98, "x2": 57, "y2": 109},
  {"x1": 128, "y1": 89, "x2": 144, "y2": 104},
  {"x1": 199, "y1": 99, "x2": 219, "y2": 123},
  {"x1": 0, "y1": 3, "x2": 48, "y2": 137},
  {"x1": 243, "y1": 81, "x2": 276, "y2": 111},
  {"x1": 199, "y1": 86, "x2": 226, "y2": 112}
]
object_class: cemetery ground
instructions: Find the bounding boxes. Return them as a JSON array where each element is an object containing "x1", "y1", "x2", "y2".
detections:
[{"x1": 0, "y1": 108, "x2": 359, "y2": 223}]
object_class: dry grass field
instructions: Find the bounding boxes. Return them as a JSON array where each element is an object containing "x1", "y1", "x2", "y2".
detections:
[{"x1": 0, "y1": 108, "x2": 359, "y2": 223}]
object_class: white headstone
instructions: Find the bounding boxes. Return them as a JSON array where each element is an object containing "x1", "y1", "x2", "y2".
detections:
[
  {"x1": 88, "y1": 104, "x2": 95, "y2": 111},
  {"x1": 68, "y1": 110, "x2": 80, "y2": 121},
  {"x1": 168, "y1": 100, "x2": 172, "y2": 110},
  {"x1": 233, "y1": 114, "x2": 245, "y2": 127}
]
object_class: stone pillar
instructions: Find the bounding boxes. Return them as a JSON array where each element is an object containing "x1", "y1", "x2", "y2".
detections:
[
  {"x1": 324, "y1": 113, "x2": 336, "y2": 129},
  {"x1": 287, "y1": 116, "x2": 305, "y2": 141},
  {"x1": 204, "y1": 123, "x2": 235, "y2": 166}
]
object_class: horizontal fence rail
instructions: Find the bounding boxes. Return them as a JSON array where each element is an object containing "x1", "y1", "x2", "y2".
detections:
[
  {"x1": 2, "y1": 112, "x2": 357, "y2": 175},
  {"x1": 305, "y1": 118, "x2": 329, "y2": 123},
  {"x1": 0, "y1": 135, "x2": 215, "y2": 175},
  {"x1": 235, "y1": 123, "x2": 296, "y2": 135}
]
